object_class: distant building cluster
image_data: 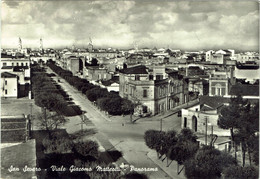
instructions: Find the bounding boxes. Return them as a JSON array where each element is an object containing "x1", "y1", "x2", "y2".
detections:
[{"x1": 1, "y1": 38, "x2": 259, "y2": 144}]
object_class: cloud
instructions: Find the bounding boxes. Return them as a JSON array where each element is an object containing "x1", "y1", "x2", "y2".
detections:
[{"x1": 1, "y1": 1, "x2": 259, "y2": 51}]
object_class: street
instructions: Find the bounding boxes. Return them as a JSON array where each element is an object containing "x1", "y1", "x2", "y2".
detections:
[{"x1": 46, "y1": 67, "x2": 185, "y2": 179}]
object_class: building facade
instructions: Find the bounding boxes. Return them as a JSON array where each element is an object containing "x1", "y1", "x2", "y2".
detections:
[
  {"x1": 119, "y1": 65, "x2": 190, "y2": 115},
  {"x1": 1, "y1": 72, "x2": 18, "y2": 98}
]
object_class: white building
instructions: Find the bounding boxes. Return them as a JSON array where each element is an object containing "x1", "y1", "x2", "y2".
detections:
[{"x1": 1, "y1": 72, "x2": 18, "y2": 98}]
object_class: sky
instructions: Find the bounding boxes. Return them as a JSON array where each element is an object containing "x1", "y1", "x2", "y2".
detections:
[{"x1": 1, "y1": 1, "x2": 259, "y2": 51}]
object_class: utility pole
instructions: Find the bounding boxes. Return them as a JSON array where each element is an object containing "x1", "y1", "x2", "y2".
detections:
[
  {"x1": 205, "y1": 116, "x2": 208, "y2": 145},
  {"x1": 81, "y1": 113, "x2": 84, "y2": 133},
  {"x1": 160, "y1": 118, "x2": 162, "y2": 131},
  {"x1": 30, "y1": 103, "x2": 33, "y2": 131}
]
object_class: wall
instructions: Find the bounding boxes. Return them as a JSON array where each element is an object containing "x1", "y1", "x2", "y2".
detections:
[
  {"x1": 1, "y1": 77, "x2": 18, "y2": 98},
  {"x1": 181, "y1": 109, "x2": 230, "y2": 136}
]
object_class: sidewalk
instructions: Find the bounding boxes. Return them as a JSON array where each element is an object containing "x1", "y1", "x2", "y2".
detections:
[{"x1": 147, "y1": 150, "x2": 186, "y2": 179}]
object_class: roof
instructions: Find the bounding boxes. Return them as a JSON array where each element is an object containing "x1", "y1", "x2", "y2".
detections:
[
  {"x1": 119, "y1": 65, "x2": 148, "y2": 74},
  {"x1": 13, "y1": 66, "x2": 29, "y2": 72},
  {"x1": 101, "y1": 76, "x2": 119, "y2": 86},
  {"x1": 1, "y1": 53, "x2": 14, "y2": 58},
  {"x1": 165, "y1": 68, "x2": 178, "y2": 74},
  {"x1": 1, "y1": 72, "x2": 17, "y2": 78},
  {"x1": 229, "y1": 84, "x2": 259, "y2": 96},
  {"x1": 1, "y1": 66, "x2": 13, "y2": 69},
  {"x1": 200, "y1": 96, "x2": 230, "y2": 110}
]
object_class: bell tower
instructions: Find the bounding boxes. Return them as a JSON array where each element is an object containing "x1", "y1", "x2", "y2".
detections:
[{"x1": 18, "y1": 37, "x2": 22, "y2": 52}]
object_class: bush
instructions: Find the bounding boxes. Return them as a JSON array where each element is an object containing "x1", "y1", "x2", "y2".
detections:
[
  {"x1": 62, "y1": 105, "x2": 82, "y2": 117},
  {"x1": 73, "y1": 140, "x2": 99, "y2": 159},
  {"x1": 42, "y1": 137, "x2": 73, "y2": 154},
  {"x1": 184, "y1": 146, "x2": 236, "y2": 179},
  {"x1": 121, "y1": 172, "x2": 148, "y2": 179},
  {"x1": 86, "y1": 87, "x2": 108, "y2": 102},
  {"x1": 223, "y1": 165, "x2": 259, "y2": 179}
]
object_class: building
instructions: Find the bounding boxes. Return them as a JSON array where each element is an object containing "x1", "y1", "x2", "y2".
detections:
[
  {"x1": 205, "y1": 50, "x2": 234, "y2": 64},
  {"x1": 1, "y1": 72, "x2": 18, "y2": 98},
  {"x1": 100, "y1": 76, "x2": 120, "y2": 92},
  {"x1": 1, "y1": 53, "x2": 30, "y2": 67},
  {"x1": 209, "y1": 71, "x2": 229, "y2": 97},
  {"x1": 181, "y1": 96, "x2": 230, "y2": 136},
  {"x1": 84, "y1": 66, "x2": 112, "y2": 82},
  {"x1": 1, "y1": 53, "x2": 31, "y2": 98},
  {"x1": 67, "y1": 56, "x2": 80, "y2": 75},
  {"x1": 119, "y1": 65, "x2": 190, "y2": 115}
]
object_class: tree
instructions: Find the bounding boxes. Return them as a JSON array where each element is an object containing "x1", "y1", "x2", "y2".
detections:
[
  {"x1": 85, "y1": 87, "x2": 108, "y2": 102},
  {"x1": 73, "y1": 140, "x2": 99, "y2": 160},
  {"x1": 121, "y1": 99, "x2": 135, "y2": 122},
  {"x1": 233, "y1": 102, "x2": 259, "y2": 166},
  {"x1": 163, "y1": 130, "x2": 177, "y2": 165},
  {"x1": 184, "y1": 146, "x2": 236, "y2": 179},
  {"x1": 218, "y1": 95, "x2": 245, "y2": 160},
  {"x1": 223, "y1": 165, "x2": 259, "y2": 179},
  {"x1": 38, "y1": 110, "x2": 68, "y2": 137},
  {"x1": 169, "y1": 140, "x2": 199, "y2": 174},
  {"x1": 121, "y1": 172, "x2": 148, "y2": 179},
  {"x1": 144, "y1": 130, "x2": 166, "y2": 158},
  {"x1": 168, "y1": 128, "x2": 199, "y2": 174}
]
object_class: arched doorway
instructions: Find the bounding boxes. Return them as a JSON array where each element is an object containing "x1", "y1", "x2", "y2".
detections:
[{"x1": 192, "y1": 115, "x2": 197, "y2": 132}]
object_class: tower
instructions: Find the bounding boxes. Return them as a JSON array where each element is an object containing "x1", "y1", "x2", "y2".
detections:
[
  {"x1": 18, "y1": 37, "x2": 22, "y2": 52},
  {"x1": 88, "y1": 37, "x2": 93, "y2": 53},
  {"x1": 40, "y1": 38, "x2": 43, "y2": 52}
]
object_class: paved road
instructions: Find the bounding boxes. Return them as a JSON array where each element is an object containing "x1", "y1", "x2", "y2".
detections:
[{"x1": 46, "y1": 67, "x2": 185, "y2": 179}]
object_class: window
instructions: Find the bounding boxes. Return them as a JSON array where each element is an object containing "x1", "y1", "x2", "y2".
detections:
[
  {"x1": 3, "y1": 62, "x2": 7, "y2": 66},
  {"x1": 12, "y1": 63, "x2": 14, "y2": 66},
  {"x1": 222, "y1": 88, "x2": 226, "y2": 96},
  {"x1": 21, "y1": 63, "x2": 24, "y2": 66},
  {"x1": 5, "y1": 80, "x2": 7, "y2": 85},
  {"x1": 25, "y1": 63, "x2": 28, "y2": 66},
  {"x1": 5, "y1": 89, "x2": 7, "y2": 94},
  {"x1": 135, "y1": 75, "x2": 140, "y2": 81},
  {"x1": 211, "y1": 87, "x2": 215, "y2": 95},
  {"x1": 143, "y1": 89, "x2": 147, "y2": 98},
  {"x1": 156, "y1": 75, "x2": 163, "y2": 80},
  {"x1": 17, "y1": 63, "x2": 19, "y2": 66}
]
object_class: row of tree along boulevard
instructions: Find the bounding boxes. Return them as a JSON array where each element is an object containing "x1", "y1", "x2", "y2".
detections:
[
  {"x1": 31, "y1": 63, "x2": 148, "y2": 179},
  {"x1": 47, "y1": 62, "x2": 135, "y2": 120}
]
